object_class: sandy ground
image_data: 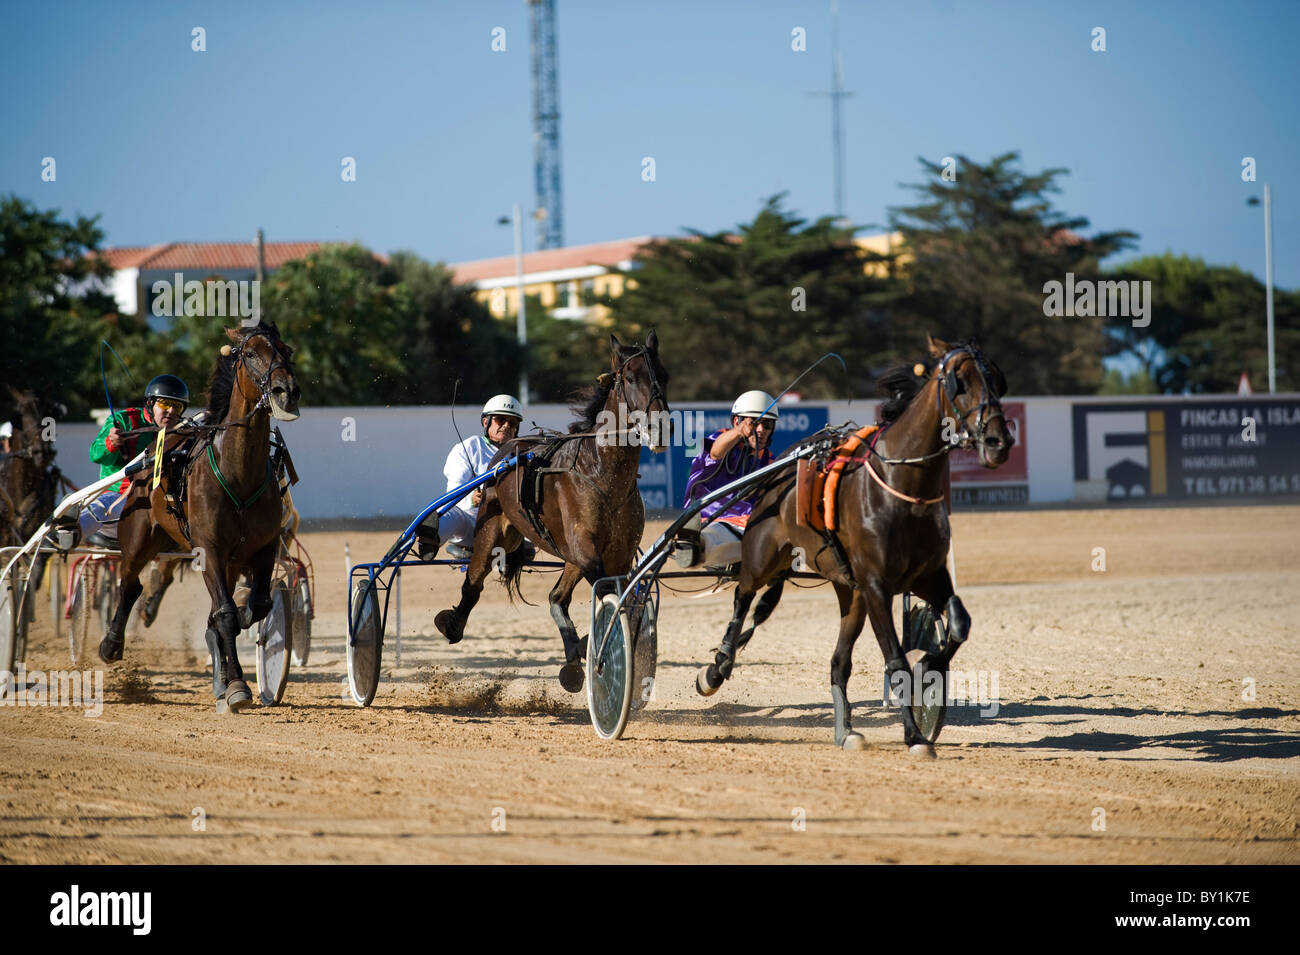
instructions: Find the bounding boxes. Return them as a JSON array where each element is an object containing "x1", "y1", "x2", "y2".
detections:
[{"x1": 2, "y1": 506, "x2": 1298, "y2": 864}]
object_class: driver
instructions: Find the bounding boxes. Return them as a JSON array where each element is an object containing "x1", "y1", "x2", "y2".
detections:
[
  {"x1": 673, "y1": 390, "x2": 778, "y2": 568},
  {"x1": 81, "y1": 374, "x2": 189, "y2": 549},
  {"x1": 416, "y1": 394, "x2": 522, "y2": 560},
  {"x1": 0, "y1": 420, "x2": 12, "y2": 455}
]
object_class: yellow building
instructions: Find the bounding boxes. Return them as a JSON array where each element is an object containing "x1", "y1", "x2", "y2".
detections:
[{"x1": 450, "y1": 232, "x2": 903, "y2": 323}]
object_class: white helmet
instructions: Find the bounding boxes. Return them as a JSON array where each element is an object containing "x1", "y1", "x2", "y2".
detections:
[
  {"x1": 731, "y1": 390, "x2": 779, "y2": 421},
  {"x1": 481, "y1": 394, "x2": 523, "y2": 421},
  {"x1": 0, "y1": 421, "x2": 12, "y2": 439}
]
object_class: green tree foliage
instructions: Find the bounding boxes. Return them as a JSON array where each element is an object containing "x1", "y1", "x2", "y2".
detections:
[
  {"x1": 525, "y1": 299, "x2": 612, "y2": 403},
  {"x1": 1106, "y1": 253, "x2": 1299, "y2": 393},
  {"x1": 254, "y1": 245, "x2": 517, "y2": 407},
  {"x1": 0, "y1": 194, "x2": 126, "y2": 419},
  {"x1": 607, "y1": 195, "x2": 896, "y2": 400},
  {"x1": 889, "y1": 153, "x2": 1137, "y2": 395},
  {"x1": 383, "y1": 251, "x2": 519, "y2": 404}
]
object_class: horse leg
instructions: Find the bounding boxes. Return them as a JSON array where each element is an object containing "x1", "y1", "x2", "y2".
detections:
[
  {"x1": 140, "y1": 558, "x2": 177, "y2": 628},
  {"x1": 911, "y1": 566, "x2": 969, "y2": 665},
  {"x1": 828, "y1": 582, "x2": 871, "y2": 749},
  {"x1": 696, "y1": 585, "x2": 758, "y2": 696},
  {"x1": 858, "y1": 577, "x2": 932, "y2": 754},
  {"x1": 201, "y1": 556, "x2": 252, "y2": 713},
  {"x1": 434, "y1": 514, "x2": 503, "y2": 644},
  {"x1": 238, "y1": 544, "x2": 276, "y2": 629},
  {"x1": 549, "y1": 562, "x2": 589, "y2": 692},
  {"x1": 98, "y1": 527, "x2": 167, "y2": 664}
]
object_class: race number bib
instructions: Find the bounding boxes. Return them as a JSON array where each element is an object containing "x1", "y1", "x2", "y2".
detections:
[{"x1": 151, "y1": 425, "x2": 167, "y2": 490}]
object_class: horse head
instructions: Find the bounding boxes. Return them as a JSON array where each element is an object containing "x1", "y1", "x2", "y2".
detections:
[
  {"x1": 5, "y1": 386, "x2": 57, "y2": 471},
  {"x1": 224, "y1": 322, "x2": 301, "y2": 421},
  {"x1": 608, "y1": 331, "x2": 670, "y2": 453},
  {"x1": 927, "y1": 334, "x2": 1013, "y2": 468}
]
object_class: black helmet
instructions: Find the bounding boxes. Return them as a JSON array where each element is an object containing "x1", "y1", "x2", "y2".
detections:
[{"x1": 145, "y1": 374, "x2": 190, "y2": 406}]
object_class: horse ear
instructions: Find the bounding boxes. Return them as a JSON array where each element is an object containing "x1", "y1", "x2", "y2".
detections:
[
  {"x1": 225, "y1": 327, "x2": 242, "y2": 343},
  {"x1": 645, "y1": 329, "x2": 659, "y2": 353},
  {"x1": 609, "y1": 333, "x2": 623, "y2": 352},
  {"x1": 927, "y1": 334, "x2": 952, "y2": 358}
]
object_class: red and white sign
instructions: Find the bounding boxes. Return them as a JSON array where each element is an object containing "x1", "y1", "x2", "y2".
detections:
[{"x1": 949, "y1": 401, "x2": 1027, "y2": 483}]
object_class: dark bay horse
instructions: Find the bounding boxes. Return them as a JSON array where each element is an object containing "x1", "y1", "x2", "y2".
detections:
[
  {"x1": 696, "y1": 336, "x2": 1013, "y2": 753},
  {"x1": 435, "y1": 332, "x2": 670, "y2": 692},
  {"x1": 1, "y1": 388, "x2": 66, "y2": 591},
  {"x1": 99, "y1": 322, "x2": 301, "y2": 713}
]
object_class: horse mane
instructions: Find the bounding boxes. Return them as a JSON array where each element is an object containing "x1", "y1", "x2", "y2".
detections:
[
  {"x1": 876, "y1": 355, "x2": 936, "y2": 424},
  {"x1": 205, "y1": 349, "x2": 239, "y2": 424},
  {"x1": 567, "y1": 377, "x2": 616, "y2": 434}
]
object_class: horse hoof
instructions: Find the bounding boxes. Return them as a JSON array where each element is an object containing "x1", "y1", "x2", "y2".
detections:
[
  {"x1": 219, "y1": 680, "x2": 253, "y2": 714},
  {"x1": 97, "y1": 637, "x2": 123, "y2": 664},
  {"x1": 908, "y1": 743, "x2": 937, "y2": 759},
  {"x1": 558, "y1": 662, "x2": 585, "y2": 693},
  {"x1": 695, "y1": 668, "x2": 720, "y2": 697},
  {"x1": 841, "y1": 732, "x2": 867, "y2": 751},
  {"x1": 435, "y1": 610, "x2": 463, "y2": 645}
]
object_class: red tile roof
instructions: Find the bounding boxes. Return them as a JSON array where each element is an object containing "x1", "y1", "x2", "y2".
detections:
[
  {"x1": 97, "y1": 242, "x2": 332, "y2": 271},
  {"x1": 449, "y1": 236, "x2": 655, "y2": 284}
]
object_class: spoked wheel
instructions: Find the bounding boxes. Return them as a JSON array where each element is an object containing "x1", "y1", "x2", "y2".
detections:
[
  {"x1": 289, "y1": 574, "x2": 312, "y2": 666},
  {"x1": 628, "y1": 596, "x2": 657, "y2": 713},
  {"x1": 587, "y1": 593, "x2": 634, "y2": 740},
  {"x1": 69, "y1": 562, "x2": 93, "y2": 666},
  {"x1": 14, "y1": 563, "x2": 33, "y2": 663},
  {"x1": 255, "y1": 580, "x2": 292, "y2": 705},
  {"x1": 347, "y1": 580, "x2": 382, "y2": 707},
  {"x1": 0, "y1": 576, "x2": 17, "y2": 682},
  {"x1": 902, "y1": 599, "x2": 949, "y2": 746},
  {"x1": 93, "y1": 563, "x2": 118, "y2": 640}
]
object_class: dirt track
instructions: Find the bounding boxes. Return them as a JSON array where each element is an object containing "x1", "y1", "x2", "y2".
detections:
[{"x1": 2, "y1": 506, "x2": 1298, "y2": 864}]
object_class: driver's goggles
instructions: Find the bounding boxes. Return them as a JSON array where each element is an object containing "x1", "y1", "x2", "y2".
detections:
[{"x1": 152, "y1": 398, "x2": 185, "y2": 413}]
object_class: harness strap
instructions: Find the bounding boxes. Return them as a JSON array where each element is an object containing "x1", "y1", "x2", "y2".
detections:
[
  {"x1": 864, "y1": 456, "x2": 944, "y2": 505},
  {"x1": 207, "y1": 444, "x2": 272, "y2": 511}
]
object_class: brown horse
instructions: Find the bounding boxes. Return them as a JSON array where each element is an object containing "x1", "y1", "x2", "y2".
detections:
[
  {"x1": 99, "y1": 322, "x2": 301, "y2": 713},
  {"x1": 696, "y1": 336, "x2": 1013, "y2": 753},
  {"x1": 1, "y1": 388, "x2": 66, "y2": 590},
  {"x1": 435, "y1": 332, "x2": 670, "y2": 692}
]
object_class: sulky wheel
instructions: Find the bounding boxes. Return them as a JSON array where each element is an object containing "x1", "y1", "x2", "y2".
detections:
[
  {"x1": 0, "y1": 576, "x2": 16, "y2": 680},
  {"x1": 255, "y1": 580, "x2": 292, "y2": 705},
  {"x1": 289, "y1": 574, "x2": 312, "y2": 666},
  {"x1": 628, "y1": 596, "x2": 657, "y2": 713},
  {"x1": 586, "y1": 593, "x2": 633, "y2": 740},
  {"x1": 94, "y1": 563, "x2": 118, "y2": 640},
  {"x1": 68, "y1": 562, "x2": 94, "y2": 666},
  {"x1": 903, "y1": 599, "x2": 949, "y2": 745},
  {"x1": 347, "y1": 579, "x2": 382, "y2": 708}
]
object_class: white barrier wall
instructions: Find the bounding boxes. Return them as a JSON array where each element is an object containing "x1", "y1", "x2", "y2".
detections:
[{"x1": 44, "y1": 393, "x2": 1298, "y2": 519}]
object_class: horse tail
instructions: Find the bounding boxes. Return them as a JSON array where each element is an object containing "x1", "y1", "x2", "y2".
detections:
[{"x1": 502, "y1": 541, "x2": 532, "y2": 606}]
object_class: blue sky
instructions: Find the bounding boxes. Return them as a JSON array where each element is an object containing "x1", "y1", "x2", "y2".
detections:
[{"x1": 2, "y1": 0, "x2": 1296, "y2": 285}]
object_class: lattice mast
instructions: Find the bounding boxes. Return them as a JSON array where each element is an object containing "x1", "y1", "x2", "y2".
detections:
[{"x1": 528, "y1": 0, "x2": 564, "y2": 249}]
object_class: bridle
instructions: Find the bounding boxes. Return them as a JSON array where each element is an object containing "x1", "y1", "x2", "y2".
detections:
[
  {"x1": 229, "y1": 329, "x2": 295, "y2": 415},
  {"x1": 864, "y1": 341, "x2": 1007, "y2": 506},
  {"x1": 611, "y1": 346, "x2": 669, "y2": 418},
  {"x1": 932, "y1": 343, "x2": 1007, "y2": 452}
]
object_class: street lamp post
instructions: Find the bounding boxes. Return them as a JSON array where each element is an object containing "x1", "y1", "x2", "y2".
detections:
[
  {"x1": 499, "y1": 203, "x2": 528, "y2": 406},
  {"x1": 1248, "y1": 185, "x2": 1276, "y2": 394},
  {"x1": 1264, "y1": 183, "x2": 1275, "y2": 395}
]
